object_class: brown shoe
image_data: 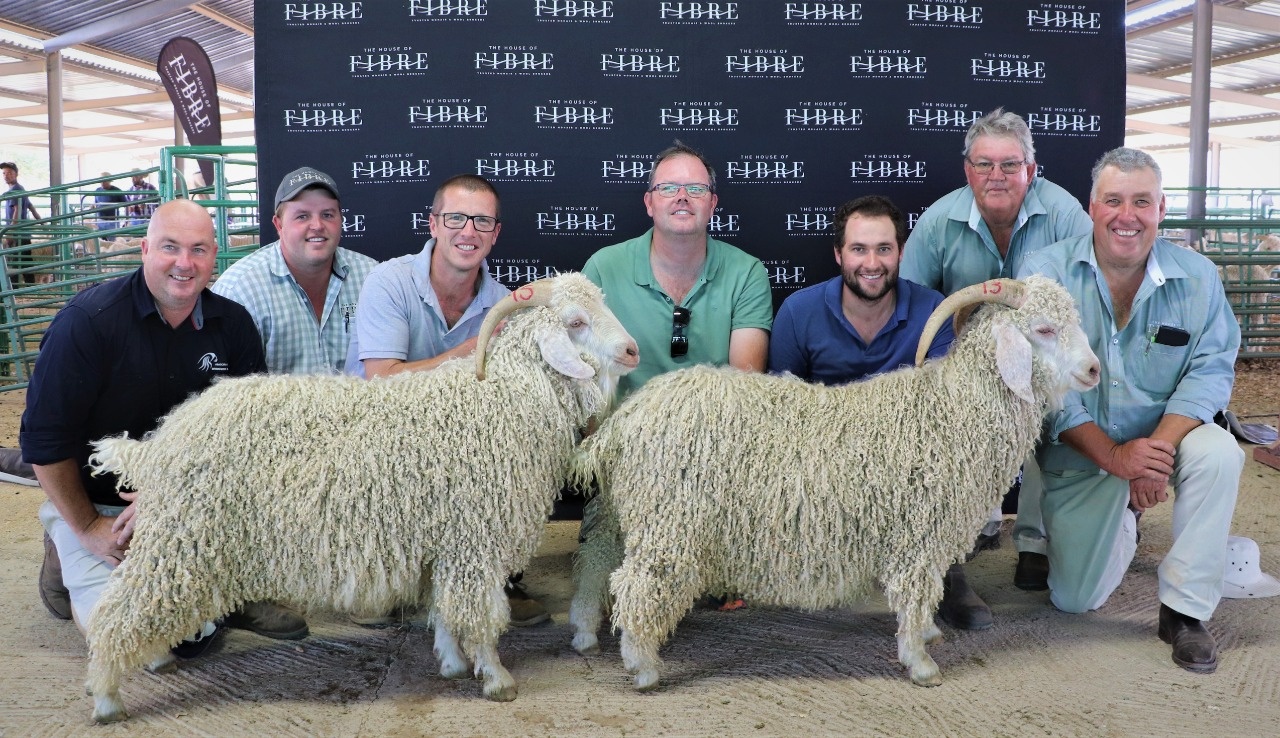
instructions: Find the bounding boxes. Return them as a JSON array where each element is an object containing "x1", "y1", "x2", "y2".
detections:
[
  {"x1": 224, "y1": 601, "x2": 309, "y2": 640},
  {"x1": 39, "y1": 532, "x2": 72, "y2": 620},
  {"x1": 505, "y1": 583, "x2": 550, "y2": 627}
]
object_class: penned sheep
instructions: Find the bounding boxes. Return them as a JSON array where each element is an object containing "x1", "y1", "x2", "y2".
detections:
[
  {"x1": 570, "y1": 276, "x2": 1100, "y2": 691},
  {"x1": 83, "y1": 273, "x2": 639, "y2": 723}
]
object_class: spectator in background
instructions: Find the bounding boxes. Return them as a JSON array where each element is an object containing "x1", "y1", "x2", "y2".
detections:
[
  {"x1": 2, "y1": 161, "x2": 41, "y2": 284},
  {"x1": 93, "y1": 174, "x2": 128, "y2": 241},
  {"x1": 127, "y1": 173, "x2": 158, "y2": 227}
]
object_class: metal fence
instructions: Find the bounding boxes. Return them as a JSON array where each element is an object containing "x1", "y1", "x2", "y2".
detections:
[{"x1": 0, "y1": 146, "x2": 260, "y2": 390}]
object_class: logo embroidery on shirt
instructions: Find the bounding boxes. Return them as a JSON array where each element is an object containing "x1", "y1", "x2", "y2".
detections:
[{"x1": 197, "y1": 352, "x2": 229, "y2": 373}]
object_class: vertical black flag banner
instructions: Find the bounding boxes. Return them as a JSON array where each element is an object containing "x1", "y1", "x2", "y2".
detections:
[{"x1": 157, "y1": 37, "x2": 222, "y2": 191}]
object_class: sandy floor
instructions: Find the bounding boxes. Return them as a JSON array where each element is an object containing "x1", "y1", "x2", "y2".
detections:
[{"x1": 0, "y1": 369, "x2": 1277, "y2": 737}]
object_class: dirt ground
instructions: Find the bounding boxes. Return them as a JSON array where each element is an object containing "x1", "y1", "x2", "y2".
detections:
[{"x1": 0, "y1": 363, "x2": 1278, "y2": 738}]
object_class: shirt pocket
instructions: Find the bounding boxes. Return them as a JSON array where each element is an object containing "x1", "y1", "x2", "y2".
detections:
[{"x1": 1130, "y1": 322, "x2": 1189, "y2": 397}]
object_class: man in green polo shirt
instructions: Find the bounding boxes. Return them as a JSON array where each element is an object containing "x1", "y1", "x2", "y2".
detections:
[
  {"x1": 583, "y1": 141, "x2": 773, "y2": 399},
  {"x1": 582, "y1": 141, "x2": 773, "y2": 610}
]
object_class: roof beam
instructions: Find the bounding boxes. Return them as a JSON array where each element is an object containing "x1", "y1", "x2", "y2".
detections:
[
  {"x1": 42, "y1": 0, "x2": 199, "y2": 54},
  {"x1": 1214, "y1": 5, "x2": 1280, "y2": 35},
  {"x1": 1151, "y1": 43, "x2": 1280, "y2": 79},
  {"x1": 0, "y1": 59, "x2": 45, "y2": 76},
  {"x1": 1124, "y1": 118, "x2": 1267, "y2": 148},
  {"x1": 190, "y1": 5, "x2": 254, "y2": 37},
  {"x1": 57, "y1": 128, "x2": 257, "y2": 156},
  {"x1": 3, "y1": 110, "x2": 255, "y2": 144},
  {"x1": 0, "y1": 93, "x2": 171, "y2": 119},
  {"x1": 1127, "y1": 73, "x2": 1280, "y2": 113}
]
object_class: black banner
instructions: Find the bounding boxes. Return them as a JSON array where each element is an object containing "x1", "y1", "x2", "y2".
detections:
[
  {"x1": 255, "y1": 1, "x2": 1125, "y2": 303},
  {"x1": 158, "y1": 37, "x2": 223, "y2": 189}
]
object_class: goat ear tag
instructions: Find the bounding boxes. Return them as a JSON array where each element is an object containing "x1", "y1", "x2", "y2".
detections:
[
  {"x1": 537, "y1": 328, "x2": 596, "y2": 379},
  {"x1": 993, "y1": 324, "x2": 1036, "y2": 405}
]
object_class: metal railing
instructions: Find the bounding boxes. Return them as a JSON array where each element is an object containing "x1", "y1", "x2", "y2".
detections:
[
  {"x1": 0, "y1": 146, "x2": 261, "y2": 390},
  {"x1": 1159, "y1": 216, "x2": 1280, "y2": 358}
]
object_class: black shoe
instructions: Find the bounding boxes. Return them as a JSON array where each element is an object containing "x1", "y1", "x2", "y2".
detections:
[
  {"x1": 937, "y1": 563, "x2": 994, "y2": 631},
  {"x1": 1158, "y1": 604, "x2": 1218, "y2": 673},
  {"x1": 171, "y1": 621, "x2": 223, "y2": 660},
  {"x1": 1014, "y1": 552, "x2": 1050, "y2": 591}
]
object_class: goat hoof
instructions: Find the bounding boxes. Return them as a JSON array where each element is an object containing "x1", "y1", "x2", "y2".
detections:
[
  {"x1": 439, "y1": 663, "x2": 469, "y2": 680},
  {"x1": 909, "y1": 669, "x2": 942, "y2": 687},
  {"x1": 146, "y1": 653, "x2": 178, "y2": 674},
  {"x1": 482, "y1": 681, "x2": 517, "y2": 702},
  {"x1": 92, "y1": 696, "x2": 128, "y2": 724},
  {"x1": 634, "y1": 669, "x2": 660, "y2": 692},
  {"x1": 572, "y1": 633, "x2": 600, "y2": 655}
]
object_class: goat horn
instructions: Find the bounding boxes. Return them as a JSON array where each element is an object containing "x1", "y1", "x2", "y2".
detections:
[
  {"x1": 914, "y1": 278, "x2": 1028, "y2": 367},
  {"x1": 475, "y1": 279, "x2": 557, "y2": 380}
]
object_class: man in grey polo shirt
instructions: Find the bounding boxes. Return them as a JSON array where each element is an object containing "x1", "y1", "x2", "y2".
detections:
[{"x1": 345, "y1": 173, "x2": 548, "y2": 626}]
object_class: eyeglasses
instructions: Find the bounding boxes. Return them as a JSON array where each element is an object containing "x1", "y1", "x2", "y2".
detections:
[
  {"x1": 965, "y1": 158, "x2": 1027, "y2": 176},
  {"x1": 650, "y1": 182, "x2": 713, "y2": 198},
  {"x1": 436, "y1": 212, "x2": 500, "y2": 232},
  {"x1": 671, "y1": 306, "x2": 691, "y2": 358}
]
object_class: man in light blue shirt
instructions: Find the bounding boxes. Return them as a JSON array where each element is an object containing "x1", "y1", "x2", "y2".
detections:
[
  {"x1": 902, "y1": 108, "x2": 1094, "y2": 600},
  {"x1": 1019, "y1": 148, "x2": 1242, "y2": 674},
  {"x1": 214, "y1": 166, "x2": 376, "y2": 375}
]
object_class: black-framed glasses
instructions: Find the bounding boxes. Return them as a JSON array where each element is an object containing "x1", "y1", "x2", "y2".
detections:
[
  {"x1": 437, "y1": 212, "x2": 500, "y2": 232},
  {"x1": 671, "y1": 306, "x2": 691, "y2": 358},
  {"x1": 965, "y1": 158, "x2": 1027, "y2": 176},
  {"x1": 650, "y1": 182, "x2": 713, "y2": 198}
]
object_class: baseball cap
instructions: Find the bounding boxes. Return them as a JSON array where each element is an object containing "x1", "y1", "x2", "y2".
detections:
[
  {"x1": 1222, "y1": 536, "x2": 1280, "y2": 599},
  {"x1": 274, "y1": 166, "x2": 340, "y2": 210}
]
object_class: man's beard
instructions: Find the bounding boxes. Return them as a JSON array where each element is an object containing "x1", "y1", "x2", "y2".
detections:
[{"x1": 842, "y1": 267, "x2": 898, "y2": 303}]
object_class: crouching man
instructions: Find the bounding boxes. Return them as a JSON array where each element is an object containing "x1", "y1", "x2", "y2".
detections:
[
  {"x1": 1018, "y1": 147, "x2": 1242, "y2": 673},
  {"x1": 21, "y1": 199, "x2": 307, "y2": 655}
]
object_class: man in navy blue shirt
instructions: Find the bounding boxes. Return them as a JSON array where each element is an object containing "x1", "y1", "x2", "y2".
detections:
[
  {"x1": 769, "y1": 195, "x2": 992, "y2": 631},
  {"x1": 21, "y1": 199, "x2": 305, "y2": 654}
]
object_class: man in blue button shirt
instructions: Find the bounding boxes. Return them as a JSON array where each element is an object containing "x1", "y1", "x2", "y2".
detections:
[
  {"x1": 770, "y1": 195, "x2": 973, "y2": 625},
  {"x1": 1019, "y1": 147, "x2": 1242, "y2": 674},
  {"x1": 769, "y1": 194, "x2": 953, "y2": 384}
]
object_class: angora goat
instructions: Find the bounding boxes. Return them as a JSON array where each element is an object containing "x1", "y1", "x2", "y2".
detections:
[
  {"x1": 83, "y1": 273, "x2": 638, "y2": 723},
  {"x1": 569, "y1": 275, "x2": 1100, "y2": 691}
]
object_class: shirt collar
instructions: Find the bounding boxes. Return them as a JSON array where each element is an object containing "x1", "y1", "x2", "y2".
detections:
[
  {"x1": 130, "y1": 267, "x2": 208, "y2": 329},
  {"x1": 266, "y1": 241, "x2": 349, "y2": 282},
  {"x1": 631, "y1": 228, "x2": 719, "y2": 287}
]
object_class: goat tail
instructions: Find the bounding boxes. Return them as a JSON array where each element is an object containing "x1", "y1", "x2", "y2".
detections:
[
  {"x1": 567, "y1": 436, "x2": 605, "y2": 498},
  {"x1": 88, "y1": 434, "x2": 145, "y2": 491}
]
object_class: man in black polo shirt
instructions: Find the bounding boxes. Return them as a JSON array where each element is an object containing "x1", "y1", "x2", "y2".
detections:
[{"x1": 21, "y1": 199, "x2": 306, "y2": 654}]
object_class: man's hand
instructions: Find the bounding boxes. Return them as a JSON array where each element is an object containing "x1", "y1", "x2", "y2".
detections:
[
  {"x1": 1107, "y1": 438, "x2": 1175, "y2": 481},
  {"x1": 1129, "y1": 475, "x2": 1170, "y2": 511},
  {"x1": 80, "y1": 513, "x2": 130, "y2": 566},
  {"x1": 110, "y1": 490, "x2": 139, "y2": 549}
]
